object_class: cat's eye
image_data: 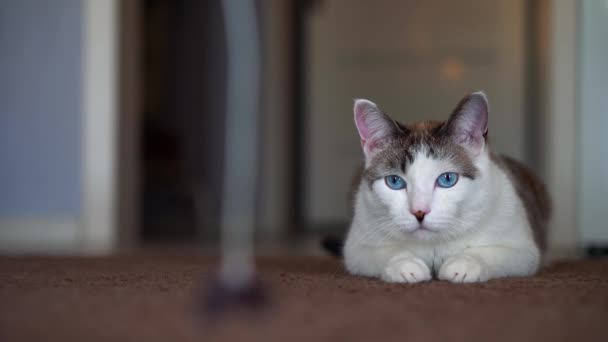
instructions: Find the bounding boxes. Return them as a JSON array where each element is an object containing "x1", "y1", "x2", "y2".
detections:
[
  {"x1": 436, "y1": 172, "x2": 459, "y2": 188},
  {"x1": 385, "y1": 175, "x2": 406, "y2": 190}
]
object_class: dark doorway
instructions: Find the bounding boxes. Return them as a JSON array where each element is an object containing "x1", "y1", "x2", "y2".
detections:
[{"x1": 139, "y1": 0, "x2": 226, "y2": 242}]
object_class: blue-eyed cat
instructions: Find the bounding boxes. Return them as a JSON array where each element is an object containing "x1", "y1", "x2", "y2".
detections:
[{"x1": 344, "y1": 92, "x2": 550, "y2": 283}]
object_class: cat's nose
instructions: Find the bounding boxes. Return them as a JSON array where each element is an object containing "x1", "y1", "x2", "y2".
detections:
[{"x1": 412, "y1": 210, "x2": 427, "y2": 222}]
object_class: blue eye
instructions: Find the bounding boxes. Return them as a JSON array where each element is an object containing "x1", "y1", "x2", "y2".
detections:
[
  {"x1": 436, "y1": 172, "x2": 459, "y2": 188},
  {"x1": 385, "y1": 175, "x2": 406, "y2": 190}
]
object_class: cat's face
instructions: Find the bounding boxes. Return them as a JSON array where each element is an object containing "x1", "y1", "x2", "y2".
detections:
[{"x1": 354, "y1": 93, "x2": 489, "y2": 241}]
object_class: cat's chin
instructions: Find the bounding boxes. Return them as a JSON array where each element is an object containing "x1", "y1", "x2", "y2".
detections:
[
  {"x1": 410, "y1": 229, "x2": 437, "y2": 241},
  {"x1": 403, "y1": 226, "x2": 439, "y2": 241}
]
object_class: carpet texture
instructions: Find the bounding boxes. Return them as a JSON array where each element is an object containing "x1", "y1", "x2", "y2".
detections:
[{"x1": 1, "y1": 255, "x2": 607, "y2": 341}]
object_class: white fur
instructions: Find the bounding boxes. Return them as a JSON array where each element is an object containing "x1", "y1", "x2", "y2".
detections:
[{"x1": 343, "y1": 147, "x2": 540, "y2": 284}]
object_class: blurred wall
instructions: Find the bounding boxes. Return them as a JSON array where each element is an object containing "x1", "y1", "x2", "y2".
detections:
[
  {"x1": 0, "y1": 0, "x2": 82, "y2": 217},
  {"x1": 579, "y1": 0, "x2": 608, "y2": 245},
  {"x1": 304, "y1": 0, "x2": 526, "y2": 228},
  {"x1": 545, "y1": 0, "x2": 578, "y2": 255},
  {"x1": 0, "y1": 0, "x2": 122, "y2": 253},
  {"x1": 258, "y1": 0, "x2": 293, "y2": 238}
]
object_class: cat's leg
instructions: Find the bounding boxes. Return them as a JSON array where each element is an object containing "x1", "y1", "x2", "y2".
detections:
[
  {"x1": 344, "y1": 243, "x2": 431, "y2": 283},
  {"x1": 437, "y1": 246, "x2": 540, "y2": 283}
]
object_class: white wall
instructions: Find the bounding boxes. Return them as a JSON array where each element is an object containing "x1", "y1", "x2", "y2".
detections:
[
  {"x1": 545, "y1": 0, "x2": 579, "y2": 256},
  {"x1": 579, "y1": 0, "x2": 608, "y2": 245}
]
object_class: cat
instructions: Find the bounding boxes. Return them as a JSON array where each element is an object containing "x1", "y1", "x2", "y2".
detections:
[{"x1": 343, "y1": 92, "x2": 551, "y2": 283}]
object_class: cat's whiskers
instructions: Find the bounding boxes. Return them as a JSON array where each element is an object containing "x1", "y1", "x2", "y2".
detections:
[{"x1": 350, "y1": 219, "x2": 399, "y2": 247}]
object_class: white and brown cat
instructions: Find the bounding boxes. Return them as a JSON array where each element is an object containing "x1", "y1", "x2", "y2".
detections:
[{"x1": 344, "y1": 92, "x2": 550, "y2": 283}]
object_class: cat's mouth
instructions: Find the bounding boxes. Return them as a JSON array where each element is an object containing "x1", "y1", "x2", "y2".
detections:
[
  {"x1": 410, "y1": 229, "x2": 437, "y2": 241},
  {"x1": 396, "y1": 222, "x2": 438, "y2": 237},
  {"x1": 399, "y1": 222, "x2": 436, "y2": 233},
  {"x1": 413, "y1": 223, "x2": 435, "y2": 232},
  {"x1": 407, "y1": 224, "x2": 438, "y2": 239}
]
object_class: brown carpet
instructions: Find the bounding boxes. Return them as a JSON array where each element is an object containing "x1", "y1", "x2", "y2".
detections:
[{"x1": 1, "y1": 255, "x2": 607, "y2": 341}]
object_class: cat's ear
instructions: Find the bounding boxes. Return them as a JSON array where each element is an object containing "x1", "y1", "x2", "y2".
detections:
[
  {"x1": 354, "y1": 99, "x2": 401, "y2": 157},
  {"x1": 443, "y1": 91, "x2": 489, "y2": 156}
]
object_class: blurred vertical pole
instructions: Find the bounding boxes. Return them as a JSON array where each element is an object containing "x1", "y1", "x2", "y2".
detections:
[
  {"x1": 219, "y1": 0, "x2": 261, "y2": 288},
  {"x1": 82, "y1": 0, "x2": 119, "y2": 253}
]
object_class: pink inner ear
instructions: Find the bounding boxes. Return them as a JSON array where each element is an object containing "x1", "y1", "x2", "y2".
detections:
[
  {"x1": 355, "y1": 108, "x2": 378, "y2": 155},
  {"x1": 354, "y1": 108, "x2": 371, "y2": 141},
  {"x1": 354, "y1": 99, "x2": 396, "y2": 155},
  {"x1": 446, "y1": 92, "x2": 489, "y2": 156}
]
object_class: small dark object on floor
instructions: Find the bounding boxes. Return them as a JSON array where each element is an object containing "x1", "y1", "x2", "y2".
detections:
[
  {"x1": 203, "y1": 277, "x2": 267, "y2": 316},
  {"x1": 587, "y1": 245, "x2": 608, "y2": 257},
  {"x1": 321, "y1": 236, "x2": 344, "y2": 257}
]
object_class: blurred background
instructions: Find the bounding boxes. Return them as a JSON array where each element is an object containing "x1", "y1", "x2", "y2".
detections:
[{"x1": 0, "y1": 0, "x2": 606, "y2": 257}]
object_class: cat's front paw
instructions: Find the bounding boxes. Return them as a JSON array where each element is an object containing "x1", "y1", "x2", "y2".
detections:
[
  {"x1": 438, "y1": 255, "x2": 488, "y2": 283},
  {"x1": 382, "y1": 256, "x2": 431, "y2": 283}
]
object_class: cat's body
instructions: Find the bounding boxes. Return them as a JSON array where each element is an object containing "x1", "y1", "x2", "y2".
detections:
[{"x1": 344, "y1": 92, "x2": 550, "y2": 283}]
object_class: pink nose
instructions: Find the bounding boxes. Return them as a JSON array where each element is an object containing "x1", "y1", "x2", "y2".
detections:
[{"x1": 411, "y1": 210, "x2": 429, "y2": 222}]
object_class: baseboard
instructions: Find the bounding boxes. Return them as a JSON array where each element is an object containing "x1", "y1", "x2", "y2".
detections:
[{"x1": 0, "y1": 217, "x2": 81, "y2": 254}]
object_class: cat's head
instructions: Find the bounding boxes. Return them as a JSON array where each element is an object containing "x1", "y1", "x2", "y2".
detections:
[{"x1": 354, "y1": 92, "x2": 490, "y2": 241}]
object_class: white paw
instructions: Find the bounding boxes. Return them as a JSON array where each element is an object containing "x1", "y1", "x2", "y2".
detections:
[
  {"x1": 438, "y1": 255, "x2": 488, "y2": 283},
  {"x1": 382, "y1": 257, "x2": 431, "y2": 283}
]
